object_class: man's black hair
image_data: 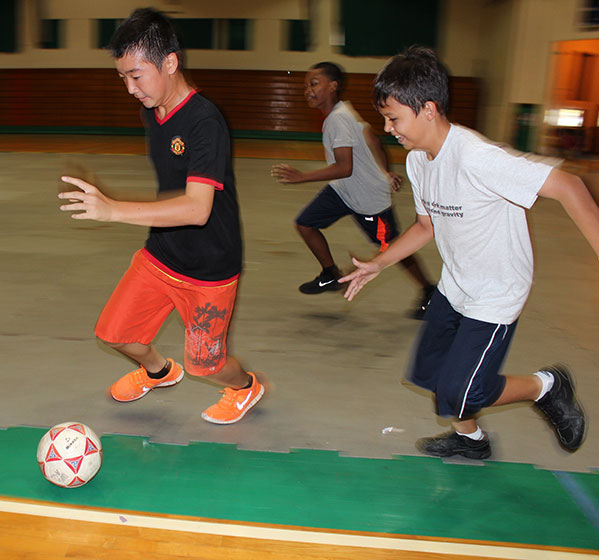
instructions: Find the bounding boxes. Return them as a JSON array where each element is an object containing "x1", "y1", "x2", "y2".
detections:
[
  {"x1": 108, "y1": 7, "x2": 182, "y2": 69},
  {"x1": 373, "y1": 46, "x2": 449, "y2": 115},
  {"x1": 311, "y1": 61, "x2": 345, "y2": 93}
]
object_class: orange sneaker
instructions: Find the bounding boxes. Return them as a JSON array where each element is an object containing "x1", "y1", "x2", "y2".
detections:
[
  {"x1": 201, "y1": 372, "x2": 264, "y2": 424},
  {"x1": 110, "y1": 359, "x2": 184, "y2": 402}
]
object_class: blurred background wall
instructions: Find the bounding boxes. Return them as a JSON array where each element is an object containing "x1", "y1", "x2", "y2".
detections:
[{"x1": 0, "y1": 0, "x2": 597, "y2": 155}]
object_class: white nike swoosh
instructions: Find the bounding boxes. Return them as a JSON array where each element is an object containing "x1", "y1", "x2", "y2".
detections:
[
  {"x1": 318, "y1": 279, "x2": 335, "y2": 287},
  {"x1": 236, "y1": 392, "x2": 253, "y2": 410}
]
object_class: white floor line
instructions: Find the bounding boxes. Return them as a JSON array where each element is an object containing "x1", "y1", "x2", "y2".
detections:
[{"x1": 0, "y1": 499, "x2": 595, "y2": 559}]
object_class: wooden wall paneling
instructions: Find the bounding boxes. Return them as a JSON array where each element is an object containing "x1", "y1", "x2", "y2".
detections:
[{"x1": 0, "y1": 69, "x2": 480, "y2": 135}]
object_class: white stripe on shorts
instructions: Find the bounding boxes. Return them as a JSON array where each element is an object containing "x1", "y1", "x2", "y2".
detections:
[{"x1": 458, "y1": 323, "x2": 505, "y2": 418}]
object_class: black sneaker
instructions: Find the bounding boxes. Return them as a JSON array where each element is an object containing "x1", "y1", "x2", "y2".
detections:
[
  {"x1": 407, "y1": 285, "x2": 436, "y2": 320},
  {"x1": 299, "y1": 270, "x2": 344, "y2": 294},
  {"x1": 416, "y1": 431, "x2": 492, "y2": 460},
  {"x1": 534, "y1": 365, "x2": 586, "y2": 451}
]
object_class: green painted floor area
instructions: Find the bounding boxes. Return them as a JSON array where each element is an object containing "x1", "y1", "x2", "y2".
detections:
[{"x1": 1, "y1": 427, "x2": 597, "y2": 550}]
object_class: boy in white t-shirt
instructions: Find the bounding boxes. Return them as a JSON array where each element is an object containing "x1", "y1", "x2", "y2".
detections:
[
  {"x1": 272, "y1": 62, "x2": 434, "y2": 319},
  {"x1": 340, "y1": 47, "x2": 599, "y2": 459}
]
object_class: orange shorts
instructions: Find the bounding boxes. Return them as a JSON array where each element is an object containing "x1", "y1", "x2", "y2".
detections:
[{"x1": 95, "y1": 250, "x2": 239, "y2": 376}]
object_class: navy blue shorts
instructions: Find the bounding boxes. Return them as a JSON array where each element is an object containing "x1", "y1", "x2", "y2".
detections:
[
  {"x1": 407, "y1": 289, "x2": 517, "y2": 419},
  {"x1": 295, "y1": 185, "x2": 399, "y2": 250}
]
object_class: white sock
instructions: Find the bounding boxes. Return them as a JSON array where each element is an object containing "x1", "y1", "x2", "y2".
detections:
[
  {"x1": 533, "y1": 370, "x2": 554, "y2": 401},
  {"x1": 457, "y1": 426, "x2": 484, "y2": 441}
]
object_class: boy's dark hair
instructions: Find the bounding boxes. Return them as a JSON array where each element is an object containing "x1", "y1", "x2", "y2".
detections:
[
  {"x1": 311, "y1": 61, "x2": 344, "y2": 93},
  {"x1": 108, "y1": 7, "x2": 182, "y2": 69},
  {"x1": 373, "y1": 46, "x2": 449, "y2": 116}
]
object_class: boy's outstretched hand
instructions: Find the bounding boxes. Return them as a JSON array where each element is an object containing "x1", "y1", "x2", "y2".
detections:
[
  {"x1": 58, "y1": 176, "x2": 114, "y2": 221},
  {"x1": 338, "y1": 257, "x2": 383, "y2": 301},
  {"x1": 271, "y1": 163, "x2": 305, "y2": 184}
]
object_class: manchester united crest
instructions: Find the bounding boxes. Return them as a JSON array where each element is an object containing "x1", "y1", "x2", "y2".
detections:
[{"x1": 170, "y1": 136, "x2": 185, "y2": 156}]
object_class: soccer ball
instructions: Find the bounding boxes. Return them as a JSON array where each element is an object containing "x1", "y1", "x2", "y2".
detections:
[{"x1": 37, "y1": 422, "x2": 102, "y2": 488}]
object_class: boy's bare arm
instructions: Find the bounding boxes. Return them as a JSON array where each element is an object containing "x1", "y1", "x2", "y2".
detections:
[
  {"x1": 340, "y1": 213, "x2": 434, "y2": 301},
  {"x1": 538, "y1": 168, "x2": 599, "y2": 258},
  {"x1": 271, "y1": 147, "x2": 352, "y2": 184},
  {"x1": 59, "y1": 176, "x2": 215, "y2": 227}
]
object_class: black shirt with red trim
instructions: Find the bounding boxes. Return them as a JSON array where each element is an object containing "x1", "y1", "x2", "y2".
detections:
[{"x1": 142, "y1": 91, "x2": 242, "y2": 283}]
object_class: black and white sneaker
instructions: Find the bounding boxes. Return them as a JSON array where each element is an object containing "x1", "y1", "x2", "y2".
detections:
[
  {"x1": 407, "y1": 285, "x2": 436, "y2": 320},
  {"x1": 299, "y1": 270, "x2": 344, "y2": 294},
  {"x1": 416, "y1": 431, "x2": 492, "y2": 460},
  {"x1": 534, "y1": 365, "x2": 586, "y2": 451}
]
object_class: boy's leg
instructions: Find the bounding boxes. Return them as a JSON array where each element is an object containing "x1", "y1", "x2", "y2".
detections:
[
  {"x1": 491, "y1": 375, "x2": 541, "y2": 405},
  {"x1": 174, "y1": 281, "x2": 264, "y2": 424},
  {"x1": 449, "y1": 375, "x2": 541, "y2": 432},
  {"x1": 104, "y1": 340, "x2": 167, "y2": 374},
  {"x1": 438, "y1": 367, "x2": 585, "y2": 455},
  {"x1": 296, "y1": 224, "x2": 336, "y2": 269},
  {"x1": 352, "y1": 208, "x2": 435, "y2": 318},
  {"x1": 95, "y1": 251, "x2": 185, "y2": 402},
  {"x1": 295, "y1": 185, "x2": 352, "y2": 294},
  {"x1": 406, "y1": 290, "x2": 487, "y2": 457},
  {"x1": 199, "y1": 355, "x2": 266, "y2": 424},
  {"x1": 205, "y1": 355, "x2": 251, "y2": 388},
  {"x1": 492, "y1": 366, "x2": 585, "y2": 451},
  {"x1": 406, "y1": 288, "x2": 460, "y2": 393},
  {"x1": 415, "y1": 310, "x2": 585, "y2": 456},
  {"x1": 411, "y1": 305, "x2": 516, "y2": 459},
  {"x1": 105, "y1": 341, "x2": 184, "y2": 402}
]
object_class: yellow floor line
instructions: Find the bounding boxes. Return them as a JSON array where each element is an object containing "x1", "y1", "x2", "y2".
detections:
[{"x1": 0, "y1": 499, "x2": 594, "y2": 559}]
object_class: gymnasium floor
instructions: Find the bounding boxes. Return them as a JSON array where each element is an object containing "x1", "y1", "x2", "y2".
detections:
[{"x1": 0, "y1": 136, "x2": 597, "y2": 558}]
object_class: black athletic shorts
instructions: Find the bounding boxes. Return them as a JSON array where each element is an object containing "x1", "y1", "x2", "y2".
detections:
[
  {"x1": 295, "y1": 185, "x2": 399, "y2": 250},
  {"x1": 407, "y1": 289, "x2": 518, "y2": 419}
]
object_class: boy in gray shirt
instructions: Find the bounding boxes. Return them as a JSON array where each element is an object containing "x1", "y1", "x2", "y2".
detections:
[{"x1": 272, "y1": 62, "x2": 434, "y2": 318}]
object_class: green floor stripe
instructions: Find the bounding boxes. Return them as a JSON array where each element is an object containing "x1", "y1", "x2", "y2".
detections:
[{"x1": 1, "y1": 427, "x2": 597, "y2": 550}]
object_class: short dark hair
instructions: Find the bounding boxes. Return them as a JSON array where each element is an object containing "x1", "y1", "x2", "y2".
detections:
[
  {"x1": 311, "y1": 61, "x2": 344, "y2": 93},
  {"x1": 108, "y1": 8, "x2": 182, "y2": 69},
  {"x1": 373, "y1": 46, "x2": 449, "y2": 115}
]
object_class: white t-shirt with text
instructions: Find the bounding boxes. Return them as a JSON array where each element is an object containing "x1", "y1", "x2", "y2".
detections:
[{"x1": 407, "y1": 124, "x2": 552, "y2": 324}]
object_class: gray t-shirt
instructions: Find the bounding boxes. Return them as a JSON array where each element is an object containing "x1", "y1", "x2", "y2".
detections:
[
  {"x1": 323, "y1": 101, "x2": 391, "y2": 215},
  {"x1": 407, "y1": 124, "x2": 552, "y2": 324}
]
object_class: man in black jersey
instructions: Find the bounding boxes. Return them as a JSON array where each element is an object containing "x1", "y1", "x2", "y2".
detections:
[{"x1": 59, "y1": 8, "x2": 264, "y2": 425}]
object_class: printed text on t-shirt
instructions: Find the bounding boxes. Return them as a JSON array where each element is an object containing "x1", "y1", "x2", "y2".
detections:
[{"x1": 423, "y1": 200, "x2": 464, "y2": 218}]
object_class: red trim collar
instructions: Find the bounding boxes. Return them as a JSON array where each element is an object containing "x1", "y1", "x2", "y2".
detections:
[{"x1": 154, "y1": 90, "x2": 197, "y2": 125}]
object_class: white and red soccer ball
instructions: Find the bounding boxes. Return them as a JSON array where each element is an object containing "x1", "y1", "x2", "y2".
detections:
[{"x1": 37, "y1": 422, "x2": 102, "y2": 488}]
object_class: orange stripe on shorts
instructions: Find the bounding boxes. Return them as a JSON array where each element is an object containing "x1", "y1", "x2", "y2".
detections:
[{"x1": 377, "y1": 217, "x2": 389, "y2": 252}]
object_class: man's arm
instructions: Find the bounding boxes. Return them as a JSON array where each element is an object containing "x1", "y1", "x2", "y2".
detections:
[
  {"x1": 271, "y1": 147, "x2": 352, "y2": 184},
  {"x1": 538, "y1": 168, "x2": 599, "y2": 257},
  {"x1": 340, "y1": 213, "x2": 434, "y2": 301},
  {"x1": 59, "y1": 176, "x2": 215, "y2": 227}
]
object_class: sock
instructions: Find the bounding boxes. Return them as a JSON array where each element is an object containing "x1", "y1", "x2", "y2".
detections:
[
  {"x1": 147, "y1": 360, "x2": 171, "y2": 379},
  {"x1": 456, "y1": 426, "x2": 484, "y2": 441},
  {"x1": 533, "y1": 370, "x2": 554, "y2": 401}
]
